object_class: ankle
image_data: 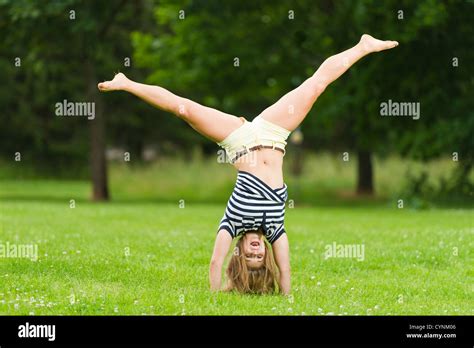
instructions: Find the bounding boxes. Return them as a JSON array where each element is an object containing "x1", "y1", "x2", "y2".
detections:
[
  {"x1": 122, "y1": 79, "x2": 133, "y2": 92},
  {"x1": 357, "y1": 40, "x2": 371, "y2": 55}
]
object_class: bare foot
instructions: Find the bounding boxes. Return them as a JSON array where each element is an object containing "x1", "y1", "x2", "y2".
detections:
[
  {"x1": 98, "y1": 72, "x2": 129, "y2": 92},
  {"x1": 360, "y1": 34, "x2": 398, "y2": 53}
]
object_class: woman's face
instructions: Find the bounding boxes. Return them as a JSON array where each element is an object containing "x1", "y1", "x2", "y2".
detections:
[{"x1": 242, "y1": 232, "x2": 266, "y2": 269}]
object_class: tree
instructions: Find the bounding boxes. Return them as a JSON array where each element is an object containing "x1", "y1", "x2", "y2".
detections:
[
  {"x1": 0, "y1": 0, "x2": 156, "y2": 200},
  {"x1": 132, "y1": 0, "x2": 473, "y2": 196},
  {"x1": 1, "y1": 0, "x2": 472, "y2": 200}
]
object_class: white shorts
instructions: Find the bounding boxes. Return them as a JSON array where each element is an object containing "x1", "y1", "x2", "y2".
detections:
[{"x1": 217, "y1": 116, "x2": 291, "y2": 163}]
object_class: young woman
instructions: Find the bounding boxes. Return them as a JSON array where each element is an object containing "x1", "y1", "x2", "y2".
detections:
[{"x1": 98, "y1": 34, "x2": 398, "y2": 295}]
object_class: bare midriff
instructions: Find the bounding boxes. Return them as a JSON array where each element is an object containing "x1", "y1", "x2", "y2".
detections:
[{"x1": 233, "y1": 148, "x2": 284, "y2": 189}]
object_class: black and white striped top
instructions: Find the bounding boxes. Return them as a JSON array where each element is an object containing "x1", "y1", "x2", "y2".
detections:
[{"x1": 218, "y1": 171, "x2": 288, "y2": 244}]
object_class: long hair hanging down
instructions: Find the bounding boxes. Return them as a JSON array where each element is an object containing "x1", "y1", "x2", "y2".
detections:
[{"x1": 225, "y1": 232, "x2": 280, "y2": 294}]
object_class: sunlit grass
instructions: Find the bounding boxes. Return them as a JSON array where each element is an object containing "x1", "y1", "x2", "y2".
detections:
[
  {"x1": 0, "y1": 200, "x2": 472, "y2": 315},
  {"x1": 106, "y1": 152, "x2": 463, "y2": 204},
  {"x1": 0, "y1": 153, "x2": 464, "y2": 205},
  {"x1": 0, "y1": 153, "x2": 471, "y2": 315}
]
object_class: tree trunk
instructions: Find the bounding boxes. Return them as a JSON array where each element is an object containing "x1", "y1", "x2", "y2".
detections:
[
  {"x1": 356, "y1": 150, "x2": 374, "y2": 195},
  {"x1": 87, "y1": 61, "x2": 109, "y2": 201},
  {"x1": 291, "y1": 147, "x2": 304, "y2": 177}
]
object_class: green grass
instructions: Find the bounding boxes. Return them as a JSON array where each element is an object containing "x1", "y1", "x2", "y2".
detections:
[
  {"x1": 0, "y1": 154, "x2": 472, "y2": 315},
  {"x1": 0, "y1": 198, "x2": 472, "y2": 315}
]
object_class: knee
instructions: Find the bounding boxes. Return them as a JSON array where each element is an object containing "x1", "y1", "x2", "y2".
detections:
[
  {"x1": 175, "y1": 98, "x2": 191, "y2": 120},
  {"x1": 315, "y1": 81, "x2": 327, "y2": 96},
  {"x1": 311, "y1": 80, "x2": 327, "y2": 98},
  {"x1": 305, "y1": 78, "x2": 327, "y2": 100}
]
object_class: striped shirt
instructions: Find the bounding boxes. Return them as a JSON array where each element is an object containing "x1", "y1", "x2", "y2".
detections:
[{"x1": 218, "y1": 171, "x2": 288, "y2": 244}]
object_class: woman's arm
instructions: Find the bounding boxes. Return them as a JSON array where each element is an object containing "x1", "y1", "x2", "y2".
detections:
[
  {"x1": 272, "y1": 233, "x2": 291, "y2": 295},
  {"x1": 209, "y1": 230, "x2": 233, "y2": 292}
]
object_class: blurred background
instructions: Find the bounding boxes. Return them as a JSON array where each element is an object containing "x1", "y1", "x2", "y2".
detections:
[{"x1": 0, "y1": 0, "x2": 473, "y2": 207}]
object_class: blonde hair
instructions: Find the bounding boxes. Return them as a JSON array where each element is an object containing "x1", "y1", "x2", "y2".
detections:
[{"x1": 225, "y1": 232, "x2": 280, "y2": 294}]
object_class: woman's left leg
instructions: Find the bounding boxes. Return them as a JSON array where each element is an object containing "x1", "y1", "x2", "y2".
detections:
[
  {"x1": 98, "y1": 73, "x2": 243, "y2": 142},
  {"x1": 257, "y1": 34, "x2": 398, "y2": 131}
]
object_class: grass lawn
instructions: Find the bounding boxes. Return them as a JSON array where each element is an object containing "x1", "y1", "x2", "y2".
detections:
[{"x1": 0, "y1": 185, "x2": 472, "y2": 315}]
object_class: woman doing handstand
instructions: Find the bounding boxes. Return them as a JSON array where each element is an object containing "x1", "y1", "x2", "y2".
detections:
[{"x1": 98, "y1": 34, "x2": 398, "y2": 295}]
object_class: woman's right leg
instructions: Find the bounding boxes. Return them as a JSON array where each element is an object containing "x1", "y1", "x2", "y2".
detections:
[
  {"x1": 98, "y1": 73, "x2": 243, "y2": 142},
  {"x1": 257, "y1": 34, "x2": 398, "y2": 131}
]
